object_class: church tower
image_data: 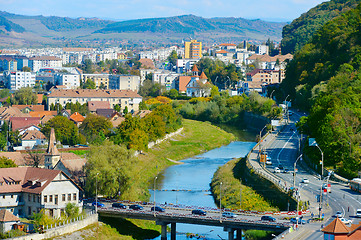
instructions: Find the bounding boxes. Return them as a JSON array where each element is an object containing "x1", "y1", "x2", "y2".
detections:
[{"x1": 44, "y1": 128, "x2": 60, "y2": 169}]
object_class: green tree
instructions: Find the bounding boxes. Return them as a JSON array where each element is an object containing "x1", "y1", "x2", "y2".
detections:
[
  {"x1": 82, "y1": 59, "x2": 94, "y2": 73},
  {"x1": 82, "y1": 79, "x2": 96, "y2": 89},
  {"x1": 167, "y1": 50, "x2": 178, "y2": 66},
  {"x1": 10, "y1": 87, "x2": 37, "y2": 105},
  {"x1": 0, "y1": 89, "x2": 10, "y2": 98},
  {"x1": 85, "y1": 140, "x2": 135, "y2": 198},
  {"x1": 0, "y1": 156, "x2": 17, "y2": 168},
  {"x1": 79, "y1": 114, "x2": 112, "y2": 144},
  {"x1": 65, "y1": 203, "x2": 79, "y2": 219},
  {"x1": 41, "y1": 116, "x2": 81, "y2": 145},
  {"x1": 114, "y1": 104, "x2": 121, "y2": 113},
  {"x1": 22, "y1": 66, "x2": 31, "y2": 72},
  {"x1": 123, "y1": 106, "x2": 128, "y2": 115}
]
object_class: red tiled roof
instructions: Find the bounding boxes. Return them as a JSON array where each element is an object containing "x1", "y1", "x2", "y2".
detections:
[
  {"x1": 10, "y1": 117, "x2": 41, "y2": 131},
  {"x1": 88, "y1": 101, "x2": 111, "y2": 112},
  {"x1": 0, "y1": 152, "x2": 25, "y2": 166},
  {"x1": 139, "y1": 58, "x2": 156, "y2": 69},
  {"x1": 0, "y1": 209, "x2": 19, "y2": 222},
  {"x1": 69, "y1": 112, "x2": 85, "y2": 123},
  {"x1": 29, "y1": 56, "x2": 62, "y2": 61},
  {"x1": 12, "y1": 105, "x2": 44, "y2": 112},
  {"x1": 29, "y1": 111, "x2": 57, "y2": 118},
  {"x1": 21, "y1": 130, "x2": 46, "y2": 141},
  {"x1": 191, "y1": 65, "x2": 199, "y2": 72},
  {"x1": 219, "y1": 43, "x2": 237, "y2": 46},
  {"x1": 178, "y1": 76, "x2": 192, "y2": 93},
  {"x1": 199, "y1": 72, "x2": 208, "y2": 80},
  {"x1": 37, "y1": 94, "x2": 43, "y2": 104},
  {"x1": 216, "y1": 50, "x2": 229, "y2": 54},
  {"x1": 322, "y1": 218, "x2": 350, "y2": 234},
  {"x1": 0, "y1": 107, "x2": 29, "y2": 121}
]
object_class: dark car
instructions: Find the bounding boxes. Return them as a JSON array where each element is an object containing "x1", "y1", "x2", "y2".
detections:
[
  {"x1": 112, "y1": 202, "x2": 126, "y2": 209},
  {"x1": 92, "y1": 201, "x2": 105, "y2": 207},
  {"x1": 278, "y1": 165, "x2": 284, "y2": 171},
  {"x1": 290, "y1": 217, "x2": 306, "y2": 224},
  {"x1": 192, "y1": 209, "x2": 207, "y2": 216},
  {"x1": 129, "y1": 204, "x2": 143, "y2": 210},
  {"x1": 261, "y1": 216, "x2": 276, "y2": 222},
  {"x1": 151, "y1": 206, "x2": 165, "y2": 212},
  {"x1": 283, "y1": 168, "x2": 289, "y2": 173}
]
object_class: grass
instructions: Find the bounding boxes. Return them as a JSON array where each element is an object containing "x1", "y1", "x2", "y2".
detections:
[
  {"x1": 211, "y1": 158, "x2": 279, "y2": 211},
  {"x1": 68, "y1": 149, "x2": 89, "y2": 156},
  {"x1": 121, "y1": 119, "x2": 236, "y2": 201}
]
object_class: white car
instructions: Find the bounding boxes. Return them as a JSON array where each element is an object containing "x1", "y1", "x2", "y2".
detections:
[
  {"x1": 266, "y1": 158, "x2": 272, "y2": 165},
  {"x1": 340, "y1": 218, "x2": 352, "y2": 224},
  {"x1": 301, "y1": 178, "x2": 309, "y2": 184},
  {"x1": 356, "y1": 209, "x2": 361, "y2": 218},
  {"x1": 335, "y1": 211, "x2": 343, "y2": 218},
  {"x1": 274, "y1": 167, "x2": 281, "y2": 173}
]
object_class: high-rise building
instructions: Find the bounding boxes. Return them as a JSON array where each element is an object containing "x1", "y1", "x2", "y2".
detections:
[{"x1": 184, "y1": 40, "x2": 202, "y2": 59}]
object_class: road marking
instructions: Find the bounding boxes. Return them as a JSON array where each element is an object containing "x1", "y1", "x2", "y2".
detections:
[{"x1": 276, "y1": 131, "x2": 297, "y2": 165}]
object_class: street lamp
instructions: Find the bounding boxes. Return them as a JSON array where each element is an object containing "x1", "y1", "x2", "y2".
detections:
[
  {"x1": 259, "y1": 125, "x2": 268, "y2": 165},
  {"x1": 95, "y1": 172, "x2": 99, "y2": 213},
  {"x1": 270, "y1": 90, "x2": 275, "y2": 100},
  {"x1": 297, "y1": 183, "x2": 306, "y2": 220},
  {"x1": 220, "y1": 182, "x2": 223, "y2": 221},
  {"x1": 293, "y1": 154, "x2": 303, "y2": 189},
  {"x1": 293, "y1": 131, "x2": 301, "y2": 154},
  {"x1": 154, "y1": 176, "x2": 158, "y2": 216},
  {"x1": 284, "y1": 95, "x2": 290, "y2": 124},
  {"x1": 315, "y1": 144, "x2": 324, "y2": 180}
]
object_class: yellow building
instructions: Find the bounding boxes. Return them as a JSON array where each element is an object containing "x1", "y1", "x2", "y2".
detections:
[{"x1": 184, "y1": 40, "x2": 202, "y2": 59}]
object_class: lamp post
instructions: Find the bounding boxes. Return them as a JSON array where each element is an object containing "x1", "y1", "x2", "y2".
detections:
[
  {"x1": 293, "y1": 131, "x2": 301, "y2": 154},
  {"x1": 214, "y1": 76, "x2": 218, "y2": 88},
  {"x1": 293, "y1": 154, "x2": 303, "y2": 189},
  {"x1": 220, "y1": 182, "x2": 223, "y2": 221},
  {"x1": 297, "y1": 183, "x2": 305, "y2": 219},
  {"x1": 95, "y1": 172, "x2": 99, "y2": 213},
  {"x1": 259, "y1": 125, "x2": 268, "y2": 165},
  {"x1": 315, "y1": 144, "x2": 324, "y2": 180},
  {"x1": 284, "y1": 95, "x2": 290, "y2": 124},
  {"x1": 154, "y1": 176, "x2": 158, "y2": 216}
]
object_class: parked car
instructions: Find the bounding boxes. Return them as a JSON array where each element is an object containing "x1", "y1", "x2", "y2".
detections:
[
  {"x1": 340, "y1": 218, "x2": 352, "y2": 224},
  {"x1": 261, "y1": 216, "x2": 276, "y2": 222},
  {"x1": 222, "y1": 212, "x2": 236, "y2": 218},
  {"x1": 356, "y1": 209, "x2": 361, "y2": 218},
  {"x1": 283, "y1": 168, "x2": 289, "y2": 173},
  {"x1": 151, "y1": 206, "x2": 165, "y2": 212},
  {"x1": 92, "y1": 202, "x2": 105, "y2": 207},
  {"x1": 335, "y1": 211, "x2": 343, "y2": 218},
  {"x1": 301, "y1": 178, "x2": 309, "y2": 184},
  {"x1": 129, "y1": 204, "x2": 143, "y2": 210},
  {"x1": 112, "y1": 202, "x2": 126, "y2": 209},
  {"x1": 266, "y1": 157, "x2": 272, "y2": 165},
  {"x1": 290, "y1": 217, "x2": 306, "y2": 224},
  {"x1": 274, "y1": 167, "x2": 281, "y2": 173},
  {"x1": 192, "y1": 209, "x2": 207, "y2": 216},
  {"x1": 278, "y1": 165, "x2": 284, "y2": 171}
]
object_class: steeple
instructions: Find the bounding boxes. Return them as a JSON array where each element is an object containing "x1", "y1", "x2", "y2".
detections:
[
  {"x1": 192, "y1": 65, "x2": 199, "y2": 76},
  {"x1": 44, "y1": 128, "x2": 60, "y2": 169}
]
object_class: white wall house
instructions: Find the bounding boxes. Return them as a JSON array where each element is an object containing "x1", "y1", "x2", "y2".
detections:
[
  {"x1": 4, "y1": 71, "x2": 36, "y2": 90},
  {"x1": 29, "y1": 56, "x2": 62, "y2": 72},
  {"x1": 54, "y1": 73, "x2": 80, "y2": 89},
  {"x1": 108, "y1": 74, "x2": 141, "y2": 91}
]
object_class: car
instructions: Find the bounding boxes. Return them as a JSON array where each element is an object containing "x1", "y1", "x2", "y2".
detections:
[
  {"x1": 129, "y1": 204, "x2": 143, "y2": 210},
  {"x1": 322, "y1": 183, "x2": 331, "y2": 193},
  {"x1": 290, "y1": 217, "x2": 306, "y2": 224},
  {"x1": 261, "y1": 216, "x2": 276, "y2": 222},
  {"x1": 288, "y1": 111, "x2": 293, "y2": 116},
  {"x1": 356, "y1": 209, "x2": 361, "y2": 218},
  {"x1": 283, "y1": 168, "x2": 289, "y2": 173},
  {"x1": 301, "y1": 178, "x2": 309, "y2": 184},
  {"x1": 92, "y1": 201, "x2": 105, "y2": 207},
  {"x1": 278, "y1": 165, "x2": 284, "y2": 171},
  {"x1": 340, "y1": 218, "x2": 353, "y2": 224},
  {"x1": 266, "y1": 157, "x2": 272, "y2": 165},
  {"x1": 151, "y1": 206, "x2": 165, "y2": 212},
  {"x1": 112, "y1": 202, "x2": 126, "y2": 209},
  {"x1": 335, "y1": 211, "x2": 343, "y2": 218},
  {"x1": 192, "y1": 209, "x2": 207, "y2": 216},
  {"x1": 274, "y1": 167, "x2": 281, "y2": 173},
  {"x1": 222, "y1": 212, "x2": 236, "y2": 218}
]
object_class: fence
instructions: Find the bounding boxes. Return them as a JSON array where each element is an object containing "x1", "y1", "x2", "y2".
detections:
[{"x1": 12, "y1": 211, "x2": 97, "y2": 240}]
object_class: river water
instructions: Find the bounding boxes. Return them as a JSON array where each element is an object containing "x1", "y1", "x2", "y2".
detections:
[{"x1": 150, "y1": 141, "x2": 256, "y2": 240}]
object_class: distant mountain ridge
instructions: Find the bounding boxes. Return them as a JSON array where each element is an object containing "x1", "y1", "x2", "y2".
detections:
[{"x1": 0, "y1": 11, "x2": 286, "y2": 47}]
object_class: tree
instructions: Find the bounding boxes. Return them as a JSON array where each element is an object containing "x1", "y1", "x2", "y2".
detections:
[
  {"x1": 82, "y1": 59, "x2": 94, "y2": 74},
  {"x1": 123, "y1": 106, "x2": 128, "y2": 115},
  {"x1": 0, "y1": 89, "x2": 10, "y2": 99},
  {"x1": 85, "y1": 140, "x2": 135, "y2": 198},
  {"x1": 41, "y1": 116, "x2": 81, "y2": 146},
  {"x1": 26, "y1": 150, "x2": 43, "y2": 168},
  {"x1": 65, "y1": 203, "x2": 79, "y2": 219},
  {"x1": 82, "y1": 79, "x2": 96, "y2": 89},
  {"x1": 114, "y1": 104, "x2": 121, "y2": 113},
  {"x1": 167, "y1": 50, "x2": 178, "y2": 67},
  {"x1": 79, "y1": 114, "x2": 112, "y2": 144},
  {"x1": 22, "y1": 66, "x2": 31, "y2": 72},
  {"x1": 10, "y1": 87, "x2": 37, "y2": 105},
  {"x1": 0, "y1": 156, "x2": 17, "y2": 168}
]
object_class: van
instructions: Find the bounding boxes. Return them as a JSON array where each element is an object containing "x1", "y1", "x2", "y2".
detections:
[{"x1": 356, "y1": 209, "x2": 361, "y2": 218}]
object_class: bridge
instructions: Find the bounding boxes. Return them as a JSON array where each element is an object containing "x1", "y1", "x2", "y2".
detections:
[{"x1": 97, "y1": 203, "x2": 291, "y2": 240}]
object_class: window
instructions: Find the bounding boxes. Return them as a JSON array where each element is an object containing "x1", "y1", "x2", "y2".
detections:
[
  {"x1": 62, "y1": 194, "x2": 65, "y2": 201},
  {"x1": 73, "y1": 193, "x2": 76, "y2": 201},
  {"x1": 49, "y1": 195, "x2": 53, "y2": 202},
  {"x1": 2, "y1": 195, "x2": 4, "y2": 199},
  {"x1": 68, "y1": 194, "x2": 71, "y2": 201},
  {"x1": 28, "y1": 194, "x2": 31, "y2": 201},
  {"x1": 55, "y1": 195, "x2": 58, "y2": 205},
  {"x1": 11, "y1": 195, "x2": 13, "y2": 198},
  {"x1": 33, "y1": 195, "x2": 35, "y2": 202},
  {"x1": 44, "y1": 195, "x2": 47, "y2": 203}
]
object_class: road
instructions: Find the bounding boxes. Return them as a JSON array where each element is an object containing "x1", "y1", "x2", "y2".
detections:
[{"x1": 259, "y1": 110, "x2": 361, "y2": 239}]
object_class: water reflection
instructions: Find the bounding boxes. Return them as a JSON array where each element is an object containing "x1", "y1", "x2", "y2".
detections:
[{"x1": 149, "y1": 141, "x2": 256, "y2": 240}]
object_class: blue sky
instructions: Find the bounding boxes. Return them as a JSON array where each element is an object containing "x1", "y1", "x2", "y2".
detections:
[{"x1": 0, "y1": 0, "x2": 328, "y2": 22}]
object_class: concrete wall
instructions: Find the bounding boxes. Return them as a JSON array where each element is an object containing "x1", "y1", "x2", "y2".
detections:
[
  {"x1": 147, "y1": 127, "x2": 183, "y2": 149},
  {"x1": 12, "y1": 213, "x2": 98, "y2": 240}
]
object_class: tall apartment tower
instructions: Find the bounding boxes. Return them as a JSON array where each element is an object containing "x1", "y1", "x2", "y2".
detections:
[{"x1": 184, "y1": 40, "x2": 202, "y2": 59}]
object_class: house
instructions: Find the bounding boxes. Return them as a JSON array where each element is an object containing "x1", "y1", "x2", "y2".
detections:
[
  {"x1": 246, "y1": 69, "x2": 285, "y2": 84},
  {"x1": 0, "y1": 209, "x2": 20, "y2": 233},
  {"x1": 139, "y1": 58, "x2": 156, "y2": 69},
  {"x1": 12, "y1": 105, "x2": 44, "y2": 113},
  {"x1": 0, "y1": 167, "x2": 82, "y2": 218},
  {"x1": 9, "y1": 117, "x2": 41, "y2": 131},
  {"x1": 322, "y1": 217, "x2": 361, "y2": 239},
  {"x1": 20, "y1": 130, "x2": 47, "y2": 150},
  {"x1": 96, "y1": 109, "x2": 117, "y2": 119},
  {"x1": 29, "y1": 111, "x2": 57, "y2": 118},
  {"x1": 47, "y1": 89, "x2": 142, "y2": 113},
  {"x1": 69, "y1": 112, "x2": 85, "y2": 127},
  {"x1": 0, "y1": 107, "x2": 29, "y2": 123},
  {"x1": 175, "y1": 76, "x2": 192, "y2": 94},
  {"x1": 88, "y1": 101, "x2": 111, "y2": 113},
  {"x1": 0, "y1": 152, "x2": 25, "y2": 166},
  {"x1": 186, "y1": 71, "x2": 212, "y2": 98},
  {"x1": 60, "y1": 109, "x2": 71, "y2": 118}
]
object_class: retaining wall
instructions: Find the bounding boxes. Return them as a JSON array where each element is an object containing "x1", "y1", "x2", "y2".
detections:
[{"x1": 12, "y1": 213, "x2": 98, "y2": 240}]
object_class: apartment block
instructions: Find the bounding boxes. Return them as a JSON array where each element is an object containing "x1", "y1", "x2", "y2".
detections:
[
  {"x1": 184, "y1": 40, "x2": 202, "y2": 59},
  {"x1": 108, "y1": 74, "x2": 141, "y2": 91},
  {"x1": 4, "y1": 71, "x2": 36, "y2": 90},
  {"x1": 54, "y1": 73, "x2": 80, "y2": 89}
]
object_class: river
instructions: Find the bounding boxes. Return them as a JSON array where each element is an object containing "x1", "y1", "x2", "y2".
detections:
[{"x1": 149, "y1": 141, "x2": 256, "y2": 240}]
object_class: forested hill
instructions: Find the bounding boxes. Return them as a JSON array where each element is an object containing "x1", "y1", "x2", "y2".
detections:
[
  {"x1": 281, "y1": 0, "x2": 361, "y2": 54},
  {"x1": 280, "y1": 3, "x2": 361, "y2": 177},
  {"x1": 0, "y1": 16, "x2": 25, "y2": 33},
  {"x1": 95, "y1": 14, "x2": 286, "y2": 40}
]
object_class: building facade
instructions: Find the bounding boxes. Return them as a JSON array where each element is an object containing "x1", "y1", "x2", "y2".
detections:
[
  {"x1": 81, "y1": 74, "x2": 109, "y2": 89},
  {"x1": 4, "y1": 71, "x2": 36, "y2": 90},
  {"x1": 29, "y1": 56, "x2": 62, "y2": 72},
  {"x1": 184, "y1": 40, "x2": 202, "y2": 59},
  {"x1": 54, "y1": 73, "x2": 80, "y2": 89},
  {"x1": 108, "y1": 74, "x2": 141, "y2": 91}
]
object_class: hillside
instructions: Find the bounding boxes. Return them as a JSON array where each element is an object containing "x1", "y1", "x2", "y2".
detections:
[
  {"x1": 281, "y1": 0, "x2": 361, "y2": 54},
  {"x1": 280, "y1": 3, "x2": 361, "y2": 177},
  {"x1": 96, "y1": 14, "x2": 285, "y2": 41},
  {"x1": 0, "y1": 11, "x2": 286, "y2": 47}
]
